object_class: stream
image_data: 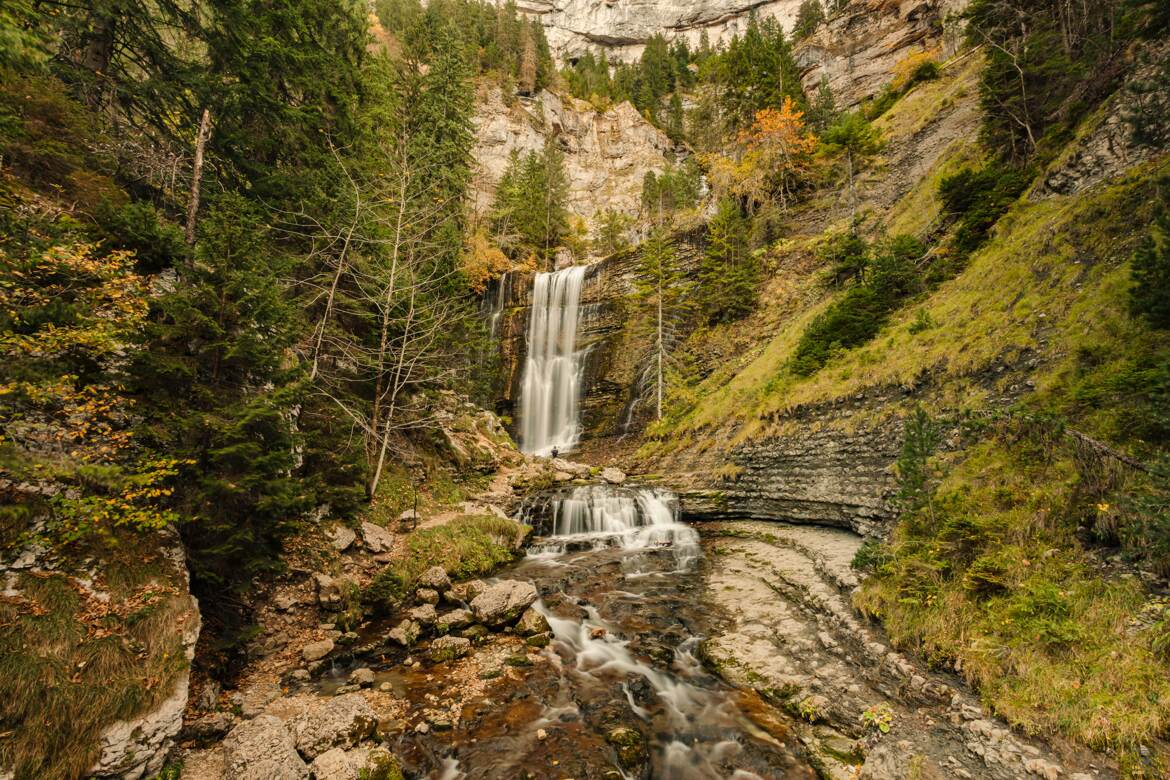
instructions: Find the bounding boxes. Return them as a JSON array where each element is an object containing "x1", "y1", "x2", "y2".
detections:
[{"x1": 324, "y1": 485, "x2": 819, "y2": 779}]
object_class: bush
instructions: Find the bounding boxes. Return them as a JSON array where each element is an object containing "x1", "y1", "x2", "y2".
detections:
[
  {"x1": 938, "y1": 164, "x2": 1031, "y2": 255},
  {"x1": 1130, "y1": 179, "x2": 1170, "y2": 329},
  {"x1": 95, "y1": 200, "x2": 188, "y2": 272},
  {"x1": 791, "y1": 234, "x2": 924, "y2": 376}
]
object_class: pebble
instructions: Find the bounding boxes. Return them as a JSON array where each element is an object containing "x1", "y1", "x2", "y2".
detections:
[
  {"x1": 415, "y1": 722, "x2": 430, "y2": 734},
  {"x1": 536, "y1": 728, "x2": 548, "y2": 741}
]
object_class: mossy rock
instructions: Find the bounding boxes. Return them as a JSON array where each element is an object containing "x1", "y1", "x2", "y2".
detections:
[{"x1": 605, "y1": 726, "x2": 647, "y2": 770}]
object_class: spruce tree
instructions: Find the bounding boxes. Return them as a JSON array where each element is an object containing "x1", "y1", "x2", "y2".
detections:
[
  {"x1": 131, "y1": 194, "x2": 308, "y2": 654},
  {"x1": 700, "y1": 200, "x2": 758, "y2": 323}
]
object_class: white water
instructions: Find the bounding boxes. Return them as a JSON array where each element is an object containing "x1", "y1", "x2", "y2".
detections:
[
  {"x1": 525, "y1": 485, "x2": 700, "y2": 571},
  {"x1": 518, "y1": 265, "x2": 587, "y2": 455}
]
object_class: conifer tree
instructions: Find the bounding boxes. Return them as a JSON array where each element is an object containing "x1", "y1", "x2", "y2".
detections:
[{"x1": 700, "y1": 200, "x2": 758, "y2": 323}]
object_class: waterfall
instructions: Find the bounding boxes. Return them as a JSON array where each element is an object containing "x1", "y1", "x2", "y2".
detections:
[
  {"x1": 523, "y1": 484, "x2": 699, "y2": 570},
  {"x1": 518, "y1": 265, "x2": 587, "y2": 455}
]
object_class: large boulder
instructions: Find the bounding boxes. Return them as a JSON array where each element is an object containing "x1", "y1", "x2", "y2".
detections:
[
  {"x1": 515, "y1": 607, "x2": 550, "y2": 637},
  {"x1": 360, "y1": 521, "x2": 395, "y2": 554},
  {"x1": 600, "y1": 467, "x2": 626, "y2": 485},
  {"x1": 470, "y1": 580, "x2": 539, "y2": 627},
  {"x1": 387, "y1": 619, "x2": 420, "y2": 646},
  {"x1": 407, "y1": 603, "x2": 437, "y2": 626},
  {"x1": 287, "y1": 693, "x2": 377, "y2": 760},
  {"x1": 223, "y1": 714, "x2": 309, "y2": 780},
  {"x1": 417, "y1": 565, "x2": 451, "y2": 591},
  {"x1": 314, "y1": 573, "x2": 348, "y2": 611},
  {"x1": 329, "y1": 525, "x2": 356, "y2": 552}
]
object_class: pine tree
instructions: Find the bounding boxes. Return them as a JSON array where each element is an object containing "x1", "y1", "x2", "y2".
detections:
[
  {"x1": 700, "y1": 200, "x2": 758, "y2": 323},
  {"x1": 821, "y1": 111, "x2": 883, "y2": 227},
  {"x1": 793, "y1": 0, "x2": 826, "y2": 40},
  {"x1": 1131, "y1": 182, "x2": 1170, "y2": 329},
  {"x1": 666, "y1": 91, "x2": 685, "y2": 142},
  {"x1": 131, "y1": 194, "x2": 308, "y2": 652}
]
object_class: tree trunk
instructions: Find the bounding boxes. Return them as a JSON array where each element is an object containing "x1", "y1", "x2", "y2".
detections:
[{"x1": 185, "y1": 108, "x2": 212, "y2": 246}]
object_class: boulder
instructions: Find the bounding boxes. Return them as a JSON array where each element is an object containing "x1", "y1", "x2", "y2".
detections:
[
  {"x1": 314, "y1": 573, "x2": 345, "y2": 611},
  {"x1": 360, "y1": 522, "x2": 395, "y2": 554},
  {"x1": 415, "y1": 587, "x2": 440, "y2": 605},
  {"x1": 302, "y1": 639, "x2": 335, "y2": 663},
  {"x1": 287, "y1": 693, "x2": 377, "y2": 760},
  {"x1": 348, "y1": 668, "x2": 375, "y2": 688},
  {"x1": 273, "y1": 588, "x2": 301, "y2": 612},
  {"x1": 435, "y1": 608, "x2": 473, "y2": 634},
  {"x1": 223, "y1": 714, "x2": 309, "y2": 780},
  {"x1": 429, "y1": 635, "x2": 472, "y2": 662},
  {"x1": 308, "y1": 748, "x2": 354, "y2": 780},
  {"x1": 329, "y1": 525, "x2": 357, "y2": 552},
  {"x1": 235, "y1": 681, "x2": 281, "y2": 719},
  {"x1": 388, "y1": 619, "x2": 420, "y2": 646},
  {"x1": 470, "y1": 580, "x2": 539, "y2": 627},
  {"x1": 417, "y1": 566, "x2": 451, "y2": 591},
  {"x1": 551, "y1": 458, "x2": 590, "y2": 477},
  {"x1": 407, "y1": 604, "x2": 437, "y2": 626},
  {"x1": 600, "y1": 467, "x2": 626, "y2": 485},
  {"x1": 514, "y1": 607, "x2": 550, "y2": 637},
  {"x1": 448, "y1": 579, "x2": 486, "y2": 603}
]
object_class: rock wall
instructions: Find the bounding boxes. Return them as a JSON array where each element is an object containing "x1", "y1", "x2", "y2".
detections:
[
  {"x1": 666, "y1": 407, "x2": 904, "y2": 536},
  {"x1": 492, "y1": 231, "x2": 705, "y2": 443},
  {"x1": 472, "y1": 85, "x2": 674, "y2": 229},
  {"x1": 796, "y1": 0, "x2": 969, "y2": 106},
  {"x1": 517, "y1": 0, "x2": 804, "y2": 62}
]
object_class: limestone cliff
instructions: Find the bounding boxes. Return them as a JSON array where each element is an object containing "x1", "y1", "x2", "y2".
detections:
[
  {"x1": 472, "y1": 85, "x2": 674, "y2": 229},
  {"x1": 517, "y1": 0, "x2": 804, "y2": 62}
]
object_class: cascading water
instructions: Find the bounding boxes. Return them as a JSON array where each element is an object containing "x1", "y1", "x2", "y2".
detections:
[
  {"x1": 518, "y1": 265, "x2": 587, "y2": 456},
  {"x1": 523, "y1": 484, "x2": 700, "y2": 570}
]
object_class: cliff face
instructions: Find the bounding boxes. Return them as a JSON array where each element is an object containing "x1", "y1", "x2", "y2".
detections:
[
  {"x1": 517, "y1": 0, "x2": 803, "y2": 62},
  {"x1": 472, "y1": 85, "x2": 674, "y2": 229}
]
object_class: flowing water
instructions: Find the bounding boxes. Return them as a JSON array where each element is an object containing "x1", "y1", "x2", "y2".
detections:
[
  {"x1": 517, "y1": 266, "x2": 587, "y2": 456},
  {"x1": 342, "y1": 486, "x2": 817, "y2": 779}
]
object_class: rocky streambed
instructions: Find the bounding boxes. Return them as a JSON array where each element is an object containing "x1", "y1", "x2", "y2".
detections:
[{"x1": 184, "y1": 481, "x2": 1116, "y2": 780}]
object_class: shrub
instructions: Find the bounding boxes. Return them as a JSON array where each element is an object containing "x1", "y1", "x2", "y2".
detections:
[
  {"x1": 938, "y1": 164, "x2": 1031, "y2": 255},
  {"x1": 95, "y1": 200, "x2": 188, "y2": 272}
]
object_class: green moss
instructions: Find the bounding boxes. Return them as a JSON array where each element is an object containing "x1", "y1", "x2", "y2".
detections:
[{"x1": 363, "y1": 515, "x2": 528, "y2": 612}]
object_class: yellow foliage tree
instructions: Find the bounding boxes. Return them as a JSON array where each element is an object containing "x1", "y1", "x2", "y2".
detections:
[{"x1": 705, "y1": 96, "x2": 819, "y2": 213}]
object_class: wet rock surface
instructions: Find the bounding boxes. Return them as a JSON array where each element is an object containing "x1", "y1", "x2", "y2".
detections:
[{"x1": 700, "y1": 520, "x2": 1115, "y2": 779}]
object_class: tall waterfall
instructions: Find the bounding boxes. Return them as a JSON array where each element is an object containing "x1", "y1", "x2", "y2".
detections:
[{"x1": 518, "y1": 265, "x2": 587, "y2": 455}]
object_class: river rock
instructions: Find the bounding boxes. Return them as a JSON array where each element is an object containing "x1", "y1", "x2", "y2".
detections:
[
  {"x1": 551, "y1": 458, "x2": 590, "y2": 477},
  {"x1": 417, "y1": 565, "x2": 451, "y2": 591},
  {"x1": 514, "y1": 606, "x2": 550, "y2": 637},
  {"x1": 388, "y1": 619, "x2": 420, "y2": 646},
  {"x1": 449, "y1": 579, "x2": 487, "y2": 603},
  {"x1": 600, "y1": 467, "x2": 626, "y2": 485},
  {"x1": 436, "y1": 608, "x2": 474, "y2": 633},
  {"x1": 314, "y1": 573, "x2": 345, "y2": 611},
  {"x1": 348, "y1": 668, "x2": 375, "y2": 688},
  {"x1": 329, "y1": 525, "x2": 356, "y2": 552},
  {"x1": 223, "y1": 714, "x2": 309, "y2": 780},
  {"x1": 470, "y1": 580, "x2": 539, "y2": 627},
  {"x1": 430, "y1": 635, "x2": 472, "y2": 662},
  {"x1": 606, "y1": 726, "x2": 647, "y2": 772},
  {"x1": 416, "y1": 587, "x2": 440, "y2": 605},
  {"x1": 408, "y1": 603, "x2": 437, "y2": 625},
  {"x1": 287, "y1": 693, "x2": 377, "y2": 759},
  {"x1": 360, "y1": 521, "x2": 395, "y2": 554},
  {"x1": 308, "y1": 748, "x2": 355, "y2": 780},
  {"x1": 302, "y1": 639, "x2": 335, "y2": 662}
]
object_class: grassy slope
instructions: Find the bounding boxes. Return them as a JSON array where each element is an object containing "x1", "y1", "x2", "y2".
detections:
[{"x1": 636, "y1": 52, "x2": 1170, "y2": 767}]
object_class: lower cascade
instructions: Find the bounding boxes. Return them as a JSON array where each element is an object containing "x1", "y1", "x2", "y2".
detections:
[
  {"x1": 522, "y1": 484, "x2": 700, "y2": 569},
  {"x1": 518, "y1": 265, "x2": 587, "y2": 456}
]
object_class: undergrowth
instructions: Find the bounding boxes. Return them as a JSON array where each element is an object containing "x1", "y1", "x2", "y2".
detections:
[
  {"x1": 363, "y1": 514, "x2": 528, "y2": 612},
  {"x1": 0, "y1": 536, "x2": 193, "y2": 780}
]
